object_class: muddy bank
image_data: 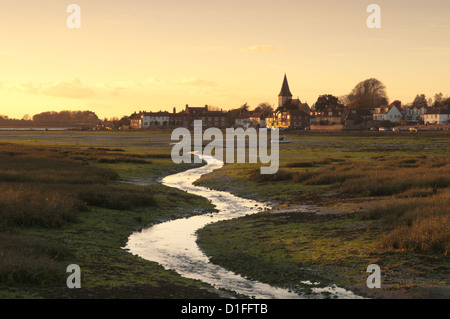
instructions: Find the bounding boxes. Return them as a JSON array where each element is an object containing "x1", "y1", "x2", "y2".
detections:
[{"x1": 125, "y1": 153, "x2": 362, "y2": 299}]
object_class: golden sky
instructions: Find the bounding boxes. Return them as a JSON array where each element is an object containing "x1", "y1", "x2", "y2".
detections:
[{"x1": 1, "y1": 0, "x2": 450, "y2": 119}]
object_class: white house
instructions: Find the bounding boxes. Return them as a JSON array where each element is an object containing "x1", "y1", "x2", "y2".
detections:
[
  {"x1": 373, "y1": 105, "x2": 402, "y2": 122},
  {"x1": 422, "y1": 108, "x2": 450, "y2": 125},
  {"x1": 142, "y1": 111, "x2": 170, "y2": 128},
  {"x1": 404, "y1": 106, "x2": 427, "y2": 122}
]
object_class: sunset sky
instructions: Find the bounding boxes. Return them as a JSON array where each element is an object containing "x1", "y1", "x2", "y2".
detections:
[{"x1": 1, "y1": 0, "x2": 450, "y2": 119}]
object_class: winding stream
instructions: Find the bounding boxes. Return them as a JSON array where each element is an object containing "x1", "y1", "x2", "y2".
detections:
[{"x1": 124, "y1": 153, "x2": 361, "y2": 299}]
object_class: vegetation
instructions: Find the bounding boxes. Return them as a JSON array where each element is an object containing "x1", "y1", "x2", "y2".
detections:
[
  {"x1": 344, "y1": 78, "x2": 388, "y2": 109},
  {"x1": 313, "y1": 94, "x2": 343, "y2": 112},
  {"x1": 196, "y1": 131, "x2": 450, "y2": 298},
  {"x1": 32, "y1": 110, "x2": 99, "y2": 125},
  {"x1": 1, "y1": 130, "x2": 448, "y2": 299},
  {"x1": 0, "y1": 140, "x2": 221, "y2": 298}
]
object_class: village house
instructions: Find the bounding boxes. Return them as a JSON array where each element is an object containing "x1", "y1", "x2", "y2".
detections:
[
  {"x1": 287, "y1": 109, "x2": 310, "y2": 129},
  {"x1": 267, "y1": 74, "x2": 310, "y2": 129},
  {"x1": 268, "y1": 109, "x2": 309, "y2": 129},
  {"x1": 282, "y1": 99, "x2": 311, "y2": 113},
  {"x1": 403, "y1": 106, "x2": 428, "y2": 122},
  {"x1": 422, "y1": 108, "x2": 450, "y2": 125},
  {"x1": 248, "y1": 112, "x2": 267, "y2": 128},
  {"x1": 184, "y1": 104, "x2": 229, "y2": 128},
  {"x1": 142, "y1": 111, "x2": 170, "y2": 128},
  {"x1": 169, "y1": 108, "x2": 188, "y2": 127},
  {"x1": 373, "y1": 104, "x2": 402, "y2": 122},
  {"x1": 344, "y1": 108, "x2": 373, "y2": 125},
  {"x1": 119, "y1": 116, "x2": 131, "y2": 130},
  {"x1": 310, "y1": 108, "x2": 347, "y2": 125},
  {"x1": 184, "y1": 104, "x2": 208, "y2": 117},
  {"x1": 129, "y1": 112, "x2": 143, "y2": 129},
  {"x1": 200, "y1": 110, "x2": 229, "y2": 128}
]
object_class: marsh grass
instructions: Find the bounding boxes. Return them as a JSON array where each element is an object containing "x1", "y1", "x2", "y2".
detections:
[
  {"x1": 78, "y1": 184, "x2": 156, "y2": 210},
  {"x1": 245, "y1": 154, "x2": 450, "y2": 256},
  {"x1": 362, "y1": 189, "x2": 450, "y2": 255},
  {"x1": 0, "y1": 143, "x2": 159, "y2": 287},
  {"x1": 251, "y1": 155, "x2": 449, "y2": 197},
  {"x1": 0, "y1": 232, "x2": 70, "y2": 285},
  {"x1": 0, "y1": 184, "x2": 79, "y2": 228}
]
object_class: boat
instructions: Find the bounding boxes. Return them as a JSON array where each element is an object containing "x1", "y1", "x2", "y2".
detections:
[{"x1": 274, "y1": 136, "x2": 291, "y2": 143}]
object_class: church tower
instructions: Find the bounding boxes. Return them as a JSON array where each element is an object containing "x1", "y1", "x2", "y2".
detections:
[{"x1": 278, "y1": 74, "x2": 293, "y2": 107}]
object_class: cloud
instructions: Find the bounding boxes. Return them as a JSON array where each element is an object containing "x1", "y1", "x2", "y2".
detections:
[
  {"x1": 14, "y1": 79, "x2": 96, "y2": 99},
  {"x1": 173, "y1": 77, "x2": 216, "y2": 87},
  {"x1": 5, "y1": 76, "x2": 216, "y2": 99},
  {"x1": 145, "y1": 76, "x2": 216, "y2": 87},
  {"x1": 246, "y1": 45, "x2": 283, "y2": 53},
  {"x1": 41, "y1": 79, "x2": 96, "y2": 99}
]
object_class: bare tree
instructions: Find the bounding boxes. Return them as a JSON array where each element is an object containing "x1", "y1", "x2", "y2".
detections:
[
  {"x1": 338, "y1": 95, "x2": 351, "y2": 106},
  {"x1": 207, "y1": 105, "x2": 221, "y2": 112},
  {"x1": 347, "y1": 78, "x2": 389, "y2": 109}
]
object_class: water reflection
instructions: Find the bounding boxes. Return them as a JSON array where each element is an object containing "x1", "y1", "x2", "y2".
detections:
[{"x1": 125, "y1": 153, "x2": 361, "y2": 299}]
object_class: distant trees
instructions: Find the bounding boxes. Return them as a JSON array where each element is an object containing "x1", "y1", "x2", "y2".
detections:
[
  {"x1": 207, "y1": 105, "x2": 221, "y2": 112},
  {"x1": 32, "y1": 110, "x2": 99, "y2": 124},
  {"x1": 253, "y1": 102, "x2": 273, "y2": 117},
  {"x1": 412, "y1": 94, "x2": 428, "y2": 108},
  {"x1": 228, "y1": 103, "x2": 251, "y2": 118},
  {"x1": 432, "y1": 92, "x2": 450, "y2": 108},
  {"x1": 391, "y1": 100, "x2": 402, "y2": 108},
  {"x1": 313, "y1": 94, "x2": 342, "y2": 112},
  {"x1": 345, "y1": 78, "x2": 389, "y2": 109}
]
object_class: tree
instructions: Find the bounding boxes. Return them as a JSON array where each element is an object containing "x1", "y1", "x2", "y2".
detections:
[
  {"x1": 239, "y1": 103, "x2": 250, "y2": 114},
  {"x1": 207, "y1": 105, "x2": 221, "y2": 112},
  {"x1": 313, "y1": 94, "x2": 342, "y2": 112},
  {"x1": 412, "y1": 94, "x2": 428, "y2": 109},
  {"x1": 433, "y1": 92, "x2": 444, "y2": 107},
  {"x1": 441, "y1": 97, "x2": 450, "y2": 107},
  {"x1": 253, "y1": 103, "x2": 273, "y2": 118},
  {"x1": 391, "y1": 100, "x2": 402, "y2": 108},
  {"x1": 338, "y1": 95, "x2": 351, "y2": 106},
  {"x1": 347, "y1": 78, "x2": 389, "y2": 109},
  {"x1": 229, "y1": 103, "x2": 250, "y2": 118},
  {"x1": 22, "y1": 114, "x2": 31, "y2": 121},
  {"x1": 432, "y1": 93, "x2": 450, "y2": 107}
]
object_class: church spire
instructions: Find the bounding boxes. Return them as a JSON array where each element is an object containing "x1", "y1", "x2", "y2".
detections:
[
  {"x1": 278, "y1": 74, "x2": 293, "y2": 97},
  {"x1": 278, "y1": 74, "x2": 293, "y2": 107}
]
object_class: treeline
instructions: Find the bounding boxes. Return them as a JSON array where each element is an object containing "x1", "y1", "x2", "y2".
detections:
[
  {"x1": 32, "y1": 110, "x2": 99, "y2": 124},
  {"x1": 0, "y1": 110, "x2": 100, "y2": 125},
  {"x1": 310, "y1": 78, "x2": 450, "y2": 111}
]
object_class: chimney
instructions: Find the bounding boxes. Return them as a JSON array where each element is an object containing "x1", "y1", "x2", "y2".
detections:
[{"x1": 173, "y1": 107, "x2": 176, "y2": 114}]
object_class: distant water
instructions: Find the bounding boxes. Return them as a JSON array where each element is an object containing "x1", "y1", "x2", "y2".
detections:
[{"x1": 0, "y1": 127, "x2": 70, "y2": 131}]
